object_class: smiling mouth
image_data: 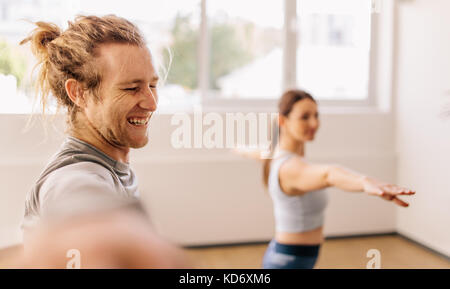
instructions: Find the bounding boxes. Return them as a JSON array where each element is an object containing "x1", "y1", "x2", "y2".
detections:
[{"x1": 127, "y1": 117, "x2": 150, "y2": 126}]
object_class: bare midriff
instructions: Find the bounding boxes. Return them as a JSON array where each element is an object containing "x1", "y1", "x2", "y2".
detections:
[{"x1": 275, "y1": 226, "x2": 324, "y2": 245}]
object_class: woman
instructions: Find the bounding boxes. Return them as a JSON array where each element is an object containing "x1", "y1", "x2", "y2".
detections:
[{"x1": 259, "y1": 89, "x2": 415, "y2": 269}]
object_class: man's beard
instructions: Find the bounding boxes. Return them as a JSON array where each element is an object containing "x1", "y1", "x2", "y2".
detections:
[{"x1": 104, "y1": 124, "x2": 148, "y2": 149}]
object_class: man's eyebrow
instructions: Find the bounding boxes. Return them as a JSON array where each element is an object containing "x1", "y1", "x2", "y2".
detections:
[{"x1": 117, "y1": 76, "x2": 159, "y2": 85}]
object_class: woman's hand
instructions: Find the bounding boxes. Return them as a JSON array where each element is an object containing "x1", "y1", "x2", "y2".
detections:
[{"x1": 362, "y1": 177, "x2": 415, "y2": 207}]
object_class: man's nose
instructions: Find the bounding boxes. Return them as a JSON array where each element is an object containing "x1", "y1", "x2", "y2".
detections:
[{"x1": 139, "y1": 87, "x2": 157, "y2": 111}]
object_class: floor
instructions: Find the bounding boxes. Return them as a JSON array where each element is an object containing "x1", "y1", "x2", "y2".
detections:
[
  {"x1": 1, "y1": 235, "x2": 448, "y2": 269},
  {"x1": 183, "y1": 235, "x2": 450, "y2": 269}
]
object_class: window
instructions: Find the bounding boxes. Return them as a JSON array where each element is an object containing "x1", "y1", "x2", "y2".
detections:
[
  {"x1": 0, "y1": 0, "x2": 378, "y2": 113},
  {"x1": 0, "y1": 0, "x2": 202, "y2": 113},
  {"x1": 296, "y1": 0, "x2": 372, "y2": 101},
  {"x1": 206, "y1": 0, "x2": 284, "y2": 100}
]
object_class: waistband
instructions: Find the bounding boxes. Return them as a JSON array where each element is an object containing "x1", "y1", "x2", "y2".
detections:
[{"x1": 273, "y1": 241, "x2": 321, "y2": 257}]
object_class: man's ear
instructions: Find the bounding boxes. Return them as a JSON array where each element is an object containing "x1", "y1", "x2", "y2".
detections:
[{"x1": 65, "y1": 79, "x2": 86, "y2": 108}]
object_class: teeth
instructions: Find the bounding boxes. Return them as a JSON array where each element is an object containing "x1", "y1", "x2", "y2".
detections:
[{"x1": 128, "y1": 118, "x2": 148, "y2": 125}]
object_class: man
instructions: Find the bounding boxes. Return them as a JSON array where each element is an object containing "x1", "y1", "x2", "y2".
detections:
[{"x1": 21, "y1": 15, "x2": 159, "y2": 240}]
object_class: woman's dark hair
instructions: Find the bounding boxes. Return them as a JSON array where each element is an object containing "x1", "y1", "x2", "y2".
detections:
[{"x1": 263, "y1": 89, "x2": 316, "y2": 187}]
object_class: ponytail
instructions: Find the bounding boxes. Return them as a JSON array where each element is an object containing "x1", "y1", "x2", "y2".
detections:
[
  {"x1": 20, "y1": 21, "x2": 61, "y2": 58},
  {"x1": 20, "y1": 22, "x2": 62, "y2": 116},
  {"x1": 263, "y1": 89, "x2": 316, "y2": 187},
  {"x1": 262, "y1": 159, "x2": 272, "y2": 187},
  {"x1": 262, "y1": 119, "x2": 279, "y2": 187}
]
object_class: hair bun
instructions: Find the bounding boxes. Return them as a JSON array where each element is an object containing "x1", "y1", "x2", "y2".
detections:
[
  {"x1": 20, "y1": 21, "x2": 61, "y2": 57},
  {"x1": 35, "y1": 21, "x2": 61, "y2": 47}
]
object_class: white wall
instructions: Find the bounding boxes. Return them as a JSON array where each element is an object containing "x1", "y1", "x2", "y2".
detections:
[
  {"x1": 395, "y1": 0, "x2": 450, "y2": 257},
  {"x1": 0, "y1": 112, "x2": 397, "y2": 247}
]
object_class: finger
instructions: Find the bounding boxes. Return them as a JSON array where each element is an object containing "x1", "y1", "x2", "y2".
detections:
[
  {"x1": 392, "y1": 196, "x2": 409, "y2": 207},
  {"x1": 396, "y1": 189, "x2": 415, "y2": 195},
  {"x1": 398, "y1": 191, "x2": 415, "y2": 195},
  {"x1": 393, "y1": 186, "x2": 413, "y2": 194},
  {"x1": 385, "y1": 187, "x2": 415, "y2": 195},
  {"x1": 401, "y1": 188, "x2": 415, "y2": 195}
]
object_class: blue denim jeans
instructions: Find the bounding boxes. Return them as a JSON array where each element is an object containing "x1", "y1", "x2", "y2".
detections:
[{"x1": 262, "y1": 239, "x2": 320, "y2": 269}]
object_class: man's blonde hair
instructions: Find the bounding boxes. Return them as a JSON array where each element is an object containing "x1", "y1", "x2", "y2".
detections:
[{"x1": 21, "y1": 15, "x2": 146, "y2": 127}]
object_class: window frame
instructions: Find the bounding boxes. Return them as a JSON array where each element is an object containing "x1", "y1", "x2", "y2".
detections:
[
  {"x1": 197, "y1": 0, "x2": 391, "y2": 112},
  {"x1": 0, "y1": 0, "x2": 394, "y2": 114}
]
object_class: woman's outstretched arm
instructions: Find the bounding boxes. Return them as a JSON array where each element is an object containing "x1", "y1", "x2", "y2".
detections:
[{"x1": 281, "y1": 158, "x2": 415, "y2": 207}]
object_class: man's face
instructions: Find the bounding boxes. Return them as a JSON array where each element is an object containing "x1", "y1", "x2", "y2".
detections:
[{"x1": 84, "y1": 43, "x2": 158, "y2": 149}]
